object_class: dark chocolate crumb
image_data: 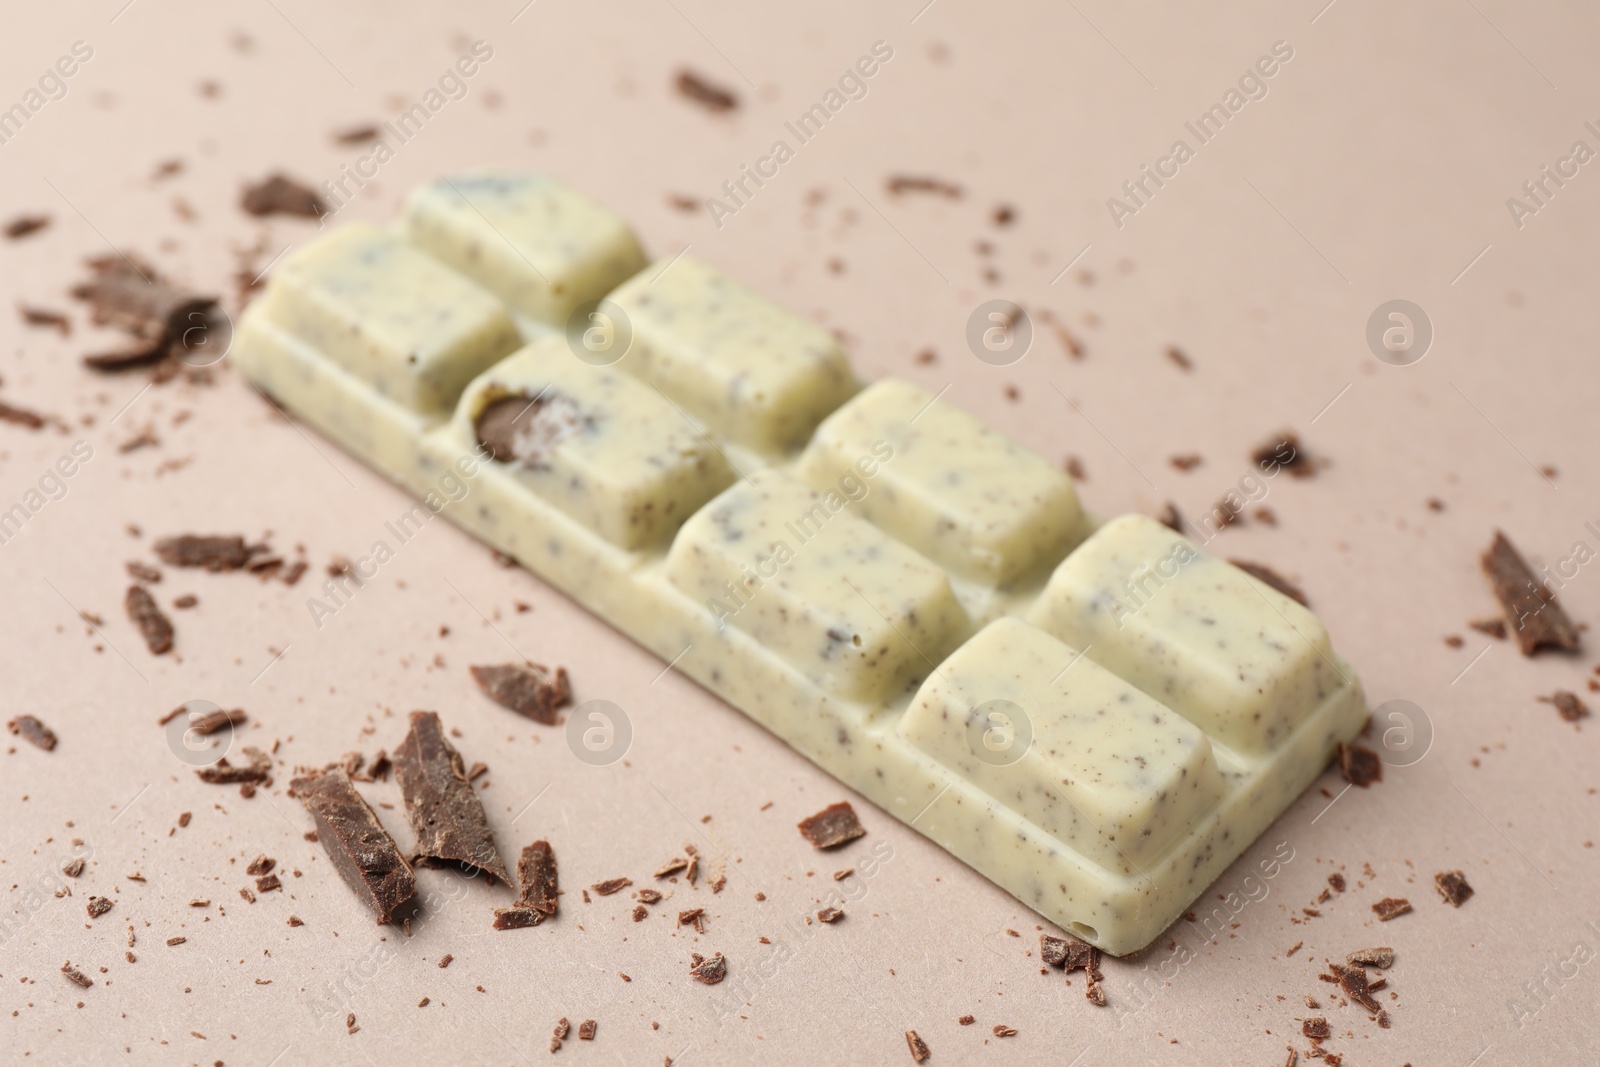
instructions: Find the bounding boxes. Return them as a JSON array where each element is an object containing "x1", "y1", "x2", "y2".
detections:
[
  {"x1": 246, "y1": 855, "x2": 276, "y2": 876},
  {"x1": 61, "y1": 962, "x2": 93, "y2": 988},
  {"x1": 5, "y1": 214, "x2": 51, "y2": 239},
  {"x1": 592, "y1": 877, "x2": 632, "y2": 896},
  {"x1": 469, "y1": 663, "x2": 571, "y2": 725},
  {"x1": 1347, "y1": 947, "x2": 1394, "y2": 969},
  {"x1": 992, "y1": 1024, "x2": 1017, "y2": 1037},
  {"x1": 678, "y1": 908, "x2": 706, "y2": 933},
  {"x1": 8, "y1": 715, "x2": 58, "y2": 751},
  {"x1": 154, "y1": 534, "x2": 256, "y2": 571},
  {"x1": 1434, "y1": 870, "x2": 1474, "y2": 907},
  {"x1": 817, "y1": 906, "x2": 843, "y2": 923},
  {"x1": 86, "y1": 896, "x2": 113, "y2": 919},
  {"x1": 1302, "y1": 1017, "x2": 1329, "y2": 1040},
  {"x1": 674, "y1": 69, "x2": 738, "y2": 112},
  {"x1": 1165, "y1": 345, "x2": 1193, "y2": 371},
  {"x1": 19, "y1": 303, "x2": 71, "y2": 335},
  {"x1": 1372, "y1": 897, "x2": 1411, "y2": 921},
  {"x1": 1337, "y1": 742, "x2": 1382, "y2": 788},
  {"x1": 1481, "y1": 531, "x2": 1581, "y2": 655},
  {"x1": 958, "y1": 1015, "x2": 975, "y2": 1026},
  {"x1": 1469, "y1": 617, "x2": 1507, "y2": 640},
  {"x1": 578, "y1": 1019, "x2": 596, "y2": 1041},
  {"x1": 125, "y1": 585, "x2": 174, "y2": 654},
  {"x1": 240, "y1": 173, "x2": 327, "y2": 218},
  {"x1": 1544, "y1": 690, "x2": 1590, "y2": 723},
  {"x1": 905, "y1": 1029, "x2": 931, "y2": 1063},
  {"x1": 797, "y1": 802, "x2": 866, "y2": 850},
  {"x1": 886, "y1": 175, "x2": 963, "y2": 198},
  {"x1": 688, "y1": 952, "x2": 727, "y2": 985}
]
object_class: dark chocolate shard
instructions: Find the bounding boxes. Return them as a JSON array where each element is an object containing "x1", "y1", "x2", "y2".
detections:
[
  {"x1": 125, "y1": 584, "x2": 174, "y2": 654},
  {"x1": 591, "y1": 877, "x2": 632, "y2": 896},
  {"x1": 8, "y1": 714, "x2": 58, "y2": 751},
  {"x1": 578, "y1": 1020, "x2": 596, "y2": 1041},
  {"x1": 0, "y1": 398, "x2": 48, "y2": 429},
  {"x1": 189, "y1": 708, "x2": 246, "y2": 734},
  {"x1": 905, "y1": 1029, "x2": 931, "y2": 1063},
  {"x1": 1372, "y1": 896, "x2": 1411, "y2": 921},
  {"x1": 86, "y1": 896, "x2": 113, "y2": 919},
  {"x1": 154, "y1": 534, "x2": 255, "y2": 571},
  {"x1": 1481, "y1": 531, "x2": 1581, "y2": 655},
  {"x1": 240, "y1": 173, "x2": 327, "y2": 218},
  {"x1": 1434, "y1": 869, "x2": 1474, "y2": 907},
  {"x1": 688, "y1": 951, "x2": 727, "y2": 985},
  {"x1": 196, "y1": 746, "x2": 271, "y2": 784},
  {"x1": 19, "y1": 303, "x2": 71, "y2": 336},
  {"x1": 492, "y1": 906, "x2": 544, "y2": 930},
  {"x1": 1330, "y1": 962, "x2": 1383, "y2": 1015},
  {"x1": 1302, "y1": 1017, "x2": 1329, "y2": 1040},
  {"x1": 817, "y1": 906, "x2": 844, "y2": 923},
  {"x1": 291, "y1": 767, "x2": 415, "y2": 924},
  {"x1": 797, "y1": 801, "x2": 866, "y2": 850},
  {"x1": 70, "y1": 253, "x2": 215, "y2": 345},
  {"x1": 5, "y1": 214, "x2": 50, "y2": 239},
  {"x1": 1229, "y1": 559, "x2": 1309, "y2": 606},
  {"x1": 515, "y1": 840, "x2": 559, "y2": 917},
  {"x1": 886, "y1": 175, "x2": 964, "y2": 198},
  {"x1": 1545, "y1": 690, "x2": 1590, "y2": 723},
  {"x1": 393, "y1": 710, "x2": 510, "y2": 886},
  {"x1": 61, "y1": 961, "x2": 93, "y2": 988},
  {"x1": 1337, "y1": 742, "x2": 1382, "y2": 788},
  {"x1": 1347, "y1": 947, "x2": 1394, "y2": 969},
  {"x1": 469, "y1": 663, "x2": 571, "y2": 725},
  {"x1": 675, "y1": 69, "x2": 738, "y2": 112}
]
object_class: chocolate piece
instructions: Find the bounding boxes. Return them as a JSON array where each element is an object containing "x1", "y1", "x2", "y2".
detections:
[
  {"x1": 674, "y1": 70, "x2": 738, "y2": 112},
  {"x1": 679, "y1": 908, "x2": 705, "y2": 933},
  {"x1": 578, "y1": 1020, "x2": 596, "y2": 1040},
  {"x1": 655, "y1": 855, "x2": 689, "y2": 879},
  {"x1": 1372, "y1": 897, "x2": 1411, "y2": 921},
  {"x1": 71, "y1": 253, "x2": 214, "y2": 345},
  {"x1": 189, "y1": 708, "x2": 246, "y2": 734},
  {"x1": 334, "y1": 124, "x2": 381, "y2": 144},
  {"x1": 4, "y1": 214, "x2": 50, "y2": 239},
  {"x1": 154, "y1": 534, "x2": 254, "y2": 571},
  {"x1": 1347, "y1": 947, "x2": 1393, "y2": 969},
  {"x1": 1545, "y1": 690, "x2": 1590, "y2": 723},
  {"x1": 992, "y1": 1024, "x2": 1017, "y2": 1037},
  {"x1": 125, "y1": 561, "x2": 162, "y2": 583},
  {"x1": 8, "y1": 715, "x2": 57, "y2": 751},
  {"x1": 196, "y1": 747, "x2": 271, "y2": 784},
  {"x1": 1229, "y1": 559, "x2": 1309, "y2": 606},
  {"x1": 19, "y1": 304, "x2": 71, "y2": 335},
  {"x1": 797, "y1": 802, "x2": 866, "y2": 850},
  {"x1": 1170, "y1": 453, "x2": 1202, "y2": 472},
  {"x1": 61, "y1": 962, "x2": 93, "y2": 988},
  {"x1": 240, "y1": 173, "x2": 327, "y2": 218},
  {"x1": 1330, "y1": 962, "x2": 1383, "y2": 1015},
  {"x1": 550, "y1": 1018, "x2": 570, "y2": 1053},
  {"x1": 469, "y1": 663, "x2": 571, "y2": 725},
  {"x1": 887, "y1": 175, "x2": 963, "y2": 198},
  {"x1": 1337, "y1": 742, "x2": 1382, "y2": 788},
  {"x1": 636, "y1": 888, "x2": 663, "y2": 904},
  {"x1": 393, "y1": 711, "x2": 510, "y2": 885},
  {"x1": 515, "y1": 840, "x2": 560, "y2": 917},
  {"x1": 126, "y1": 585, "x2": 174, "y2": 654},
  {"x1": 0, "y1": 399, "x2": 47, "y2": 429},
  {"x1": 166, "y1": 936, "x2": 186, "y2": 946},
  {"x1": 1469, "y1": 617, "x2": 1507, "y2": 640},
  {"x1": 631, "y1": 905, "x2": 649, "y2": 922},
  {"x1": 1434, "y1": 869, "x2": 1474, "y2": 907},
  {"x1": 817, "y1": 906, "x2": 844, "y2": 923},
  {"x1": 958, "y1": 1015, "x2": 974, "y2": 1026},
  {"x1": 256, "y1": 873, "x2": 282, "y2": 893},
  {"x1": 591, "y1": 877, "x2": 632, "y2": 896},
  {"x1": 246, "y1": 855, "x2": 276, "y2": 876},
  {"x1": 291, "y1": 767, "x2": 416, "y2": 923},
  {"x1": 1040, "y1": 933, "x2": 1070, "y2": 967},
  {"x1": 492, "y1": 907, "x2": 543, "y2": 930},
  {"x1": 1156, "y1": 501, "x2": 1185, "y2": 534},
  {"x1": 1165, "y1": 345, "x2": 1193, "y2": 371},
  {"x1": 1481, "y1": 531, "x2": 1581, "y2": 655},
  {"x1": 905, "y1": 1030, "x2": 931, "y2": 1063},
  {"x1": 474, "y1": 392, "x2": 588, "y2": 469},
  {"x1": 82, "y1": 337, "x2": 170, "y2": 372},
  {"x1": 688, "y1": 952, "x2": 727, "y2": 985},
  {"x1": 86, "y1": 896, "x2": 113, "y2": 919},
  {"x1": 1253, "y1": 433, "x2": 1310, "y2": 478},
  {"x1": 63, "y1": 857, "x2": 84, "y2": 877},
  {"x1": 1302, "y1": 1017, "x2": 1329, "y2": 1040},
  {"x1": 1328, "y1": 873, "x2": 1345, "y2": 892}
]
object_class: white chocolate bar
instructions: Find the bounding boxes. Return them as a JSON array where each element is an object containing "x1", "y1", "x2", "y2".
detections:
[{"x1": 233, "y1": 173, "x2": 1367, "y2": 955}]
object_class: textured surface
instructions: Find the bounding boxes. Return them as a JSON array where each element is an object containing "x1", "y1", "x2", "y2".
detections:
[{"x1": 2, "y1": 1, "x2": 1598, "y2": 1064}]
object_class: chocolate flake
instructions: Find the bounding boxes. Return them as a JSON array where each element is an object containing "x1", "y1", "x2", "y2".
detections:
[
  {"x1": 189, "y1": 708, "x2": 246, "y2": 734},
  {"x1": 817, "y1": 906, "x2": 844, "y2": 923},
  {"x1": 1230, "y1": 559, "x2": 1309, "y2": 606},
  {"x1": 493, "y1": 908, "x2": 543, "y2": 930},
  {"x1": 256, "y1": 873, "x2": 282, "y2": 893},
  {"x1": 166, "y1": 936, "x2": 186, "y2": 946},
  {"x1": 1337, "y1": 742, "x2": 1382, "y2": 788},
  {"x1": 5, "y1": 214, "x2": 51, "y2": 239},
  {"x1": 1302, "y1": 1017, "x2": 1329, "y2": 1040},
  {"x1": 655, "y1": 856, "x2": 689, "y2": 879},
  {"x1": 125, "y1": 585, "x2": 174, "y2": 654},
  {"x1": 1253, "y1": 433, "x2": 1312, "y2": 478},
  {"x1": 887, "y1": 175, "x2": 963, "y2": 198},
  {"x1": 8, "y1": 715, "x2": 58, "y2": 751},
  {"x1": 1481, "y1": 531, "x2": 1581, "y2": 655},
  {"x1": 798, "y1": 802, "x2": 866, "y2": 850},
  {"x1": 517, "y1": 840, "x2": 560, "y2": 916},
  {"x1": 240, "y1": 173, "x2": 327, "y2": 218},
  {"x1": 246, "y1": 855, "x2": 276, "y2": 877},
  {"x1": 1331, "y1": 962, "x2": 1383, "y2": 1015},
  {"x1": 61, "y1": 962, "x2": 93, "y2": 988},
  {"x1": 1545, "y1": 690, "x2": 1590, "y2": 723},
  {"x1": 992, "y1": 1024, "x2": 1017, "y2": 1037},
  {"x1": 1469, "y1": 617, "x2": 1507, "y2": 640},
  {"x1": 196, "y1": 747, "x2": 271, "y2": 785},
  {"x1": 291, "y1": 768, "x2": 416, "y2": 923},
  {"x1": 1347, "y1": 947, "x2": 1393, "y2": 969},
  {"x1": 1372, "y1": 897, "x2": 1411, "y2": 921},
  {"x1": 679, "y1": 908, "x2": 705, "y2": 933},
  {"x1": 70, "y1": 254, "x2": 216, "y2": 367},
  {"x1": 636, "y1": 888, "x2": 662, "y2": 904},
  {"x1": 154, "y1": 534, "x2": 255, "y2": 571},
  {"x1": 688, "y1": 952, "x2": 727, "y2": 985},
  {"x1": 958, "y1": 1015, "x2": 975, "y2": 1026},
  {"x1": 125, "y1": 560, "x2": 162, "y2": 583},
  {"x1": 393, "y1": 711, "x2": 510, "y2": 885},
  {"x1": 86, "y1": 896, "x2": 113, "y2": 919},
  {"x1": 550, "y1": 1017, "x2": 570, "y2": 1053},
  {"x1": 1434, "y1": 870, "x2": 1474, "y2": 907},
  {"x1": 19, "y1": 303, "x2": 71, "y2": 335},
  {"x1": 0, "y1": 398, "x2": 48, "y2": 429},
  {"x1": 905, "y1": 1029, "x2": 931, "y2": 1063},
  {"x1": 63, "y1": 857, "x2": 85, "y2": 877},
  {"x1": 578, "y1": 1019, "x2": 596, "y2": 1041},
  {"x1": 469, "y1": 663, "x2": 571, "y2": 725},
  {"x1": 592, "y1": 877, "x2": 632, "y2": 896},
  {"x1": 674, "y1": 69, "x2": 738, "y2": 112}
]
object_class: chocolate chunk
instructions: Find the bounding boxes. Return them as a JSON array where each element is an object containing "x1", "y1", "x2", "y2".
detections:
[
  {"x1": 19, "y1": 304, "x2": 71, "y2": 336},
  {"x1": 240, "y1": 173, "x2": 327, "y2": 218},
  {"x1": 189, "y1": 708, "x2": 246, "y2": 734},
  {"x1": 246, "y1": 855, "x2": 276, "y2": 876},
  {"x1": 256, "y1": 873, "x2": 282, "y2": 893},
  {"x1": 1434, "y1": 870, "x2": 1474, "y2": 907},
  {"x1": 550, "y1": 1017, "x2": 570, "y2": 1053},
  {"x1": 1328, "y1": 873, "x2": 1346, "y2": 893},
  {"x1": 592, "y1": 877, "x2": 632, "y2": 896},
  {"x1": 1041, "y1": 933, "x2": 1097, "y2": 972},
  {"x1": 1337, "y1": 742, "x2": 1382, "y2": 788},
  {"x1": 1347, "y1": 947, "x2": 1393, "y2": 969},
  {"x1": 0, "y1": 399, "x2": 48, "y2": 429},
  {"x1": 674, "y1": 69, "x2": 738, "y2": 112},
  {"x1": 515, "y1": 840, "x2": 560, "y2": 917},
  {"x1": 1544, "y1": 690, "x2": 1590, "y2": 723},
  {"x1": 905, "y1": 1029, "x2": 931, "y2": 1063},
  {"x1": 1041, "y1": 934, "x2": 1070, "y2": 967},
  {"x1": 1253, "y1": 433, "x2": 1311, "y2": 478},
  {"x1": 166, "y1": 936, "x2": 186, "y2": 946},
  {"x1": 393, "y1": 711, "x2": 510, "y2": 885},
  {"x1": 86, "y1": 896, "x2": 113, "y2": 919},
  {"x1": 958, "y1": 1015, "x2": 974, "y2": 1026},
  {"x1": 125, "y1": 585, "x2": 174, "y2": 654},
  {"x1": 492, "y1": 907, "x2": 544, "y2": 930},
  {"x1": 469, "y1": 663, "x2": 571, "y2": 725},
  {"x1": 154, "y1": 534, "x2": 255, "y2": 571},
  {"x1": 632, "y1": 905, "x2": 649, "y2": 922},
  {"x1": 1302, "y1": 1017, "x2": 1329, "y2": 1040},
  {"x1": 798, "y1": 802, "x2": 866, "y2": 850},
  {"x1": 688, "y1": 952, "x2": 727, "y2": 985},
  {"x1": 8, "y1": 715, "x2": 57, "y2": 751},
  {"x1": 887, "y1": 175, "x2": 963, "y2": 198},
  {"x1": 291, "y1": 767, "x2": 416, "y2": 924},
  {"x1": 578, "y1": 1020, "x2": 596, "y2": 1041},
  {"x1": 196, "y1": 747, "x2": 270, "y2": 784},
  {"x1": 61, "y1": 962, "x2": 93, "y2": 988},
  {"x1": 4, "y1": 214, "x2": 51, "y2": 239},
  {"x1": 1372, "y1": 897, "x2": 1411, "y2": 921},
  {"x1": 1481, "y1": 531, "x2": 1581, "y2": 655},
  {"x1": 1229, "y1": 559, "x2": 1309, "y2": 606},
  {"x1": 817, "y1": 907, "x2": 844, "y2": 923}
]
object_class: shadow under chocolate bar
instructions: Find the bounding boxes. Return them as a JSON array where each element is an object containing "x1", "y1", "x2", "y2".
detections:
[{"x1": 232, "y1": 172, "x2": 1367, "y2": 956}]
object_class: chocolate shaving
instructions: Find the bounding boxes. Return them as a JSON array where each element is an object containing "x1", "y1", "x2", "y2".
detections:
[
  {"x1": 125, "y1": 561, "x2": 162, "y2": 583},
  {"x1": 469, "y1": 663, "x2": 571, "y2": 725},
  {"x1": 197, "y1": 747, "x2": 270, "y2": 784},
  {"x1": 1165, "y1": 345, "x2": 1193, "y2": 371},
  {"x1": 393, "y1": 711, "x2": 510, "y2": 885},
  {"x1": 1253, "y1": 433, "x2": 1312, "y2": 478},
  {"x1": 655, "y1": 856, "x2": 689, "y2": 879},
  {"x1": 591, "y1": 877, "x2": 632, "y2": 896},
  {"x1": 679, "y1": 908, "x2": 705, "y2": 933},
  {"x1": 1468, "y1": 617, "x2": 1507, "y2": 640},
  {"x1": 495, "y1": 840, "x2": 559, "y2": 929},
  {"x1": 0, "y1": 399, "x2": 48, "y2": 430},
  {"x1": 246, "y1": 855, "x2": 276, "y2": 876},
  {"x1": 887, "y1": 175, "x2": 963, "y2": 198},
  {"x1": 1434, "y1": 870, "x2": 1474, "y2": 907},
  {"x1": 291, "y1": 767, "x2": 415, "y2": 923},
  {"x1": 1544, "y1": 690, "x2": 1590, "y2": 723},
  {"x1": 1330, "y1": 962, "x2": 1383, "y2": 1015},
  {"x1": 61, "y1": 962, "x2": 93, "y2": 988},
  {"x1": 1372, "y1": 897, "x2": 1411, "y2": 921},
  {"x1": 125, "y1": 584, "x2": 174, "y2": 654},
  {"x1": 1337, "y1": 742, "x2": 1382, "y2": 788},
  {"x1": 240, "y1": 173, "x2": 327, "y2": 218},
  {"x1": 8, "y1": 715, "x2": 58, "y2": 751},
  {"x1": 63, "y1": 857, "x2": 84, "y2": 877},
  {"x1": 688, "y1": 952, "x2": 727, "y2": 985},
  {"x1": 992, "y1": 1024, "x2": 1017, "y2": 1037},
  {"x1": 1230, "y1": 559, "x2": 1309, "y2": 606},
  {"x1": 256, "y1": 873, "x2": 282, "y2": 893},
  {"x1": 19, "y1": 303, "x2": 70, "y2": 335},
  {"x1": 636, "y1": 888, "x2": 663, "y2": 904},
  {"x1": 905, "y1": 1029, "x2": 931, "y2": 1063},
  {"x1": 333, "y1": 124, "x2": 381, "y2": 144},
  {"x1": 1302, "y1": 1017, "x2": 1329, "y2": 1040},
  {"x1": 154, "y1": 534, "x2": 255, "y2": 571},
  {"x1": 5, "y1": 214, "x2": 51, "y2": 239},
  {"x1": 798, "y1": 802, "x2": 866, "y2": 850},
  {"x1": 1347, "y1": 947, "x2": 1393, "y2": 969},
  {"x1": 817, "y1": 906, "x2": 844, "y2": 923},
  {"x1": 674, "y1": 69, "x2": 738, "y2": 112},
  {"x1": 492, "y1": 907, "x2": 543, "y2": 930},
  {"x1": 1481, "y1": 531, "x2": 1581, "y2": 655},
  {"x1": 86, "y1": 896, "x2": 113, "y2": 919},
  {"x1": 189, "y1": 708, "x2": 246, "y2": 734},
  {"x1": 578, "y1": 1020, "x2": 596, "y2": 1041},
  {"x1": 550, "y1": 1018, "x2": 570, "y2": 1053}
]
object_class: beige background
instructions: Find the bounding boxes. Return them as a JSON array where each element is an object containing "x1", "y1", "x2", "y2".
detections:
[{"x1": 3, "y1": 1, "x2": 1598, "y2": 1063}]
